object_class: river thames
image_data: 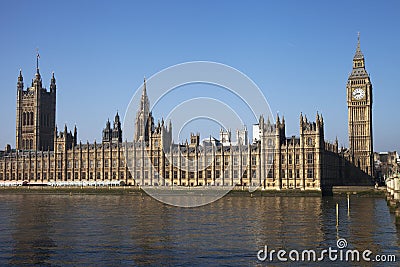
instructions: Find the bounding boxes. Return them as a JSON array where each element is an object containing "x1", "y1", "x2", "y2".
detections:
[{"x1": 0, "y1": 193, "x2": 398, "y2": 266}]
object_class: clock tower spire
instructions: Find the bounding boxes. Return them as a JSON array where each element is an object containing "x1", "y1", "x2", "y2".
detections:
[{"x1": 347, "y1": 33, "x2": 373, "y2": 177}]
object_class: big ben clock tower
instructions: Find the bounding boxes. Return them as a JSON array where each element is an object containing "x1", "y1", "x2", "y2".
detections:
[{"x1": 347, "y1": 33, "x2": 373, "y2": 177}]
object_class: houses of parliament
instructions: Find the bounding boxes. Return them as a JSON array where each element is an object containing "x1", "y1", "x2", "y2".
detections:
[{"x1": 0, "y1": 38, "x2": 374, "y2": 191}]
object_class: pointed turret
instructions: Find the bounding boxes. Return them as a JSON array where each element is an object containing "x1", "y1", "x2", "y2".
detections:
[
  {"x1": 17, "y1": 69, "x2": 24, "y2": 90},
  {"x1": 316, "y1": 112, "x2": 321, "y2": 133},
  {"x1": 275, "y1": 114, "x2": 282, "y2": 146},
  {"x1": 50, "y1": 71, "x2": 56, "y2": 92},
  {"x1": 114, "y1": 111, "x2": 120, "y2": 126},
  {"x1": 54, "y1": 124, "x2": 75, "y2": 151},
  {"x1": 73, "y1": 125, "x2": 78, "y2": 146},
  {"x1": 112, "y1": 111, "x2": 122, "y2": 143},
  {"x1": 259, "y1": 115, "x2": 264, "y2": 127},
  {"x1": 102, "y1": 118, "x2": 112, "y2": 143}
]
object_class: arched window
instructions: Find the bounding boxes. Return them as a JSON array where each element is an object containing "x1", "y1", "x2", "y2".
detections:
[
  {"x1": 307, "y1": 137, "x2": 313, "y2": 146},
  {"x1": 29, "y1": 139, "x2": 33, "y2": 150},
  {"x1": 23, "y1": 112, "x2": 26, "y2": 126},
  {"x1": 267, "y1": 138, "x2": 273, "y2": 147},
  {"x1": 30, "y1": 112, "x2": 34, "y2": 126}
]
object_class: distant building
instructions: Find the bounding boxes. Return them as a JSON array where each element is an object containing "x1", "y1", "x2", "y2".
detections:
[
  {"x1": 374, "y1": 151, "x2": 400, "y2": 180},
  {"x1": 0, "y1": 37, "x2": 374, "y2": 190}
]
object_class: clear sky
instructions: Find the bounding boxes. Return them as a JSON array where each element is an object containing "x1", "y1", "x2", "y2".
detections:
[{"x1": 1, "y1": 0, "x2": 399, "y2": 152}]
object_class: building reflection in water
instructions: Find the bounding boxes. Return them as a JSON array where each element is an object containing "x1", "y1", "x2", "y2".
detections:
[
  {"x1": 8, "y1": 195, "x2": 57, "y2": 266},
  {"x1": 0, "y1": 194, "x2": 397, "y2": 266}
]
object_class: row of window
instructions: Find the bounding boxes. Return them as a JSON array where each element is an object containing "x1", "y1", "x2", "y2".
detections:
[
  {"x1": 281, "y1": 169, "x2": 314, "y2": 179},
  {"x1": 350, "y1": 72, "x2": 365, "y2": 81},
  {"x1": 132, "y1": 168, "x2": 314, "y2": 180},
  {"x1": 134, "y1": 169, "x2": 253, "y2": 180},
  {"x1": 66, "y1": 159, "x2": 125, "y2": 169},
  {"x1": 137, "y1": 155, "x2": 260, "y2": 167},
  {"x1": 0, "y1": 171, "x2": 130, "y2": 181},
  {"x1": 266, "y1": 138, "x2": 315, "y2": 147},
  {"x1": 0, "y1": 153, "x2": 315, "y2": 170},
  {"x1": 22, "y1": 112, "x2": 34, "y2": 126},
  {"x1": 41, "y1": 113, "x2": 51, "y2": 127},
  {"x1": 21, "y1": 112, "x2": 51, "y2": 127},
  {"x1": 0, "y1": 168, "x2": 314, "y2": 181},
  {"x1": 0, "y1": 159, "x2": 126, "y2": 170},
  {"x1": 264, "y1": 153, "x2": 315, "y2": 165},
  {"x1": 21, "y1": 139, "x2": 34, "y2": 150}
]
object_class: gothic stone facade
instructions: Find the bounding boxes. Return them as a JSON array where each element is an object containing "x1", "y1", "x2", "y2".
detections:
[
  {"x1": 0, "y1": 113, "x2": 336, "y2": 190},
  {"x1": 16, "y1": 55, "x2": 56, "y2": 151},
  {"x1": 0, "y1": 39, "x2": 373, "y2": 189}
]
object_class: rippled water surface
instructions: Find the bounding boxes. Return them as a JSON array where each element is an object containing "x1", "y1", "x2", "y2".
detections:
[{"x1": 0, "y1": 193, "x2": 398, "y2": 266}]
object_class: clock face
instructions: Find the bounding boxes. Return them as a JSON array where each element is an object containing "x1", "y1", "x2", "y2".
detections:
[{"x1": 352, "y1": 88, "x2": 365, "y2": 100}]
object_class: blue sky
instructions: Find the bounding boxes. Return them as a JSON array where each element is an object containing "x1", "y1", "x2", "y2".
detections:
[{"x1": 1, "y1": 0, "x2": 399, "y2": 152}]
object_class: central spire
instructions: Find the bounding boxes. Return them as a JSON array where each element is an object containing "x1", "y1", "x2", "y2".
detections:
[
  {"x1": 141, "y1": 77, "x2": 149, "y2": 113},
  {"x1": 143, "y1": 76, "x2": 147, "y2": 95},
  {"x1": 134, "y1": 77, "x2": 153, "y2": 142}
]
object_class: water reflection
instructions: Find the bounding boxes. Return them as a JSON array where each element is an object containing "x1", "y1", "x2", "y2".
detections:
[
  {"x1": 7, "y1": 195, "x2": 57, "y2": 266},
  {"x1": 0, "y1": 194, "x2": 397, "y2": 266}
]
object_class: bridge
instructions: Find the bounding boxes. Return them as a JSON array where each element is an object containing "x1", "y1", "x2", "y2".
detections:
[{"x1": 385, "y1": 173, "x2": 400, "y2": 226}]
